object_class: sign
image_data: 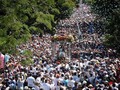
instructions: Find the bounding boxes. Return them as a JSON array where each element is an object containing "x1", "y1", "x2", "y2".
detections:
[{"x1": 0, "y1": 53, "x2": 4, "y2": 69}]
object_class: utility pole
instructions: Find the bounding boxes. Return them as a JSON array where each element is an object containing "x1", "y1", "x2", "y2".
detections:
[
  {"x1": 78, "y1": 0, "x2": 83, "y2": 71},
  {"x1": 76, "y1": 0, "x2": 83, "y2": 44},
  {"x1": 80, "y1": 0, "x2": 82, "y2": 5}
]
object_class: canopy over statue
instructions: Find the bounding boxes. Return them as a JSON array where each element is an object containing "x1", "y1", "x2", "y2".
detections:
[
  {"x1": 51, "y1": 34, "x2": 74, "y2": 42},
  {"x1": 51, "y1": 34, "x2": 74, "y2": 63}
]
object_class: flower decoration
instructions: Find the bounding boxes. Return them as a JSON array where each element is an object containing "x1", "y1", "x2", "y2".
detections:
[{"x1": 51, "y1": 34, "x2": 74, "y2": 42}]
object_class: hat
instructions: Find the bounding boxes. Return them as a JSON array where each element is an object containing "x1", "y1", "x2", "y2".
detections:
[
  {"x1": 20, "y1": 87, "x2": 24, "y2": 90},
  {"x1": 83, "y1": 81, "x2": 87, "y2": 84},
  {"x1": 24, "y1": 86, "x2": 29, "y2": 90},
  {"x1": 96, "y1": 57, "x2": 100, "y2": 60},
  {"x1": 0, "y1": 84, "x2": 3, "y2": 87},
  {"x1": 104, "y1": 80, "x2": 108, "y2": 83},
  {"x1": 5, "y1": 87, "x2": 10, "y2": 90},
  {"x1": 100, "y1": 84, "x2": 105, "y2": 87},
  {"x1": 103, "y1": 71, "x2": 107, "y2": 74},
  {"x1": 34, "y1": 80, "x2": 40, "y2": 86},
  {"x1": 32, "y1": 88, "x2": 35, "y2": 90},
  {"x1": 88, "y1": 84, "x2": 93, "y2": 88},
  {"x1": 78, "y1": 82, "x2": 82, "y2": 86},
  {"x1": 104, "y1": 57, "x2": 109, "y2": 59},
  {"x1": 105, "y1": 74, "x2": 109, "y2": 77}
]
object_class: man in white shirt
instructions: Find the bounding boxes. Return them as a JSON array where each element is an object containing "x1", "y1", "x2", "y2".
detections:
[
  {"x1": 67, "y1": 77, "x2": 75, "y2": 89},
  {"x1": 34, "y1": 80, "x2": 40, "y2": 90},
  {"x1": 65, "y1": 63, "x2": 70, "y2": 70},
  {"x1": 48, "y1": 80, "x2": 55, "y2": 90},
  {"x1": 32, "y1": 66, "x2": 37, "y2": 76},
  {"x1": 41, "y1": 79, "x2": 51, "y2": 90},
  {"x1": 53, "y1": 74, "x2": 61, "y2": 87},
  {"x1": 72, "y1": 72, "x2": 78, "y2": 82},
  {"x1": 26, "y1": 74, "x2": 35, "y2": 88}
]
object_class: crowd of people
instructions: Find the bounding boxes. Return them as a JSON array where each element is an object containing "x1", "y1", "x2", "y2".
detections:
[{"x1": 0, "y1": 3, "x2": 120, "y2": 90}]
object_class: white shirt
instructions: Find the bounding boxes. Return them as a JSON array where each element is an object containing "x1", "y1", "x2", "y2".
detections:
[
  {"x1": 36, "y1": 77, "x2": 41, "y2": 83},
  {"x1": 41, "y1": 83, "x2": 50, "y2": 90},
  {"x1": 65, "y1": 64, "x2": 70, "y2": 70},
  {"x1": 55, "y1": 86, "x2": 60, "y2": 90},
  {"x1": 56, "y1": 64, "x2": 62, "y2": 71},
  {"x1": 34, "y1": 85, "x2": 40, "y2": 90},
  {"x1": 53, "y1": 78, "x2": 60, "y2": 86},
  {"x1": 59, "y1": 77, "x2": 64, "y2": 83},
  {"x1": 27, "y1": 76, "x2": 35, "y2": 87},
  {"x1": 67, "y1": 79, "x2": 75, "y2": 87},
  {"x1": 32, "y1": 67, "x2": 37, "y2": 75},
  {"x1": 49, "y1": 84, "x2": 55, "y2": 90}
]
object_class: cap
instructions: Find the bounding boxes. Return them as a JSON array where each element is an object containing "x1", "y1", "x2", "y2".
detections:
[
  {"x1": 83, "y1": 81, "x2": 87, "y2": 84},
  {"x1": 24, "y1": 86, "x2": 29, "y2": 90},
  {"x1": 88, "y1": 84, "x2": 93, "y2": 88}
]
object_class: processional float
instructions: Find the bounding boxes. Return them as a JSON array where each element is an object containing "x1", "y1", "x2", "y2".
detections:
[{"x1": 51, "y1": 34, "x2": 74, "y2": 63}]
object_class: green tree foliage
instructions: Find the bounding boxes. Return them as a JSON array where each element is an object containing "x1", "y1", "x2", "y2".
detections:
[
  {"x1": 91, "y1": 0, "x2": 120, "y2": 53},
  {"x1": 0, "y1": 0, "x2": 31, "y2": 53},
  {"x1": 54, "y1": 0, "x2": 75, "y2": 20},
  {"x1": 0, "y1": 0, "x2": 76, "y2": 54},
  {"x1": 83, "y1": 0, "x2": 94, "y2": 4},
  {"x1": 20, "y1": 58, "x2": 34, "y2": 66}
]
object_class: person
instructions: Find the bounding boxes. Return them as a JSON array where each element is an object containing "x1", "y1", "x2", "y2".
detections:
[
  {"x1": 17, "y1": 78, "x2": 24, "y2": 89},
  {"x1": 9, "y1": 81, "x2": 17, "y2": 90},
  {"x1": 24, "y1": 86, "x2": 30, "y2": 90},
  {"x1": 67, "y1": 77, "x2": 75, "y2": 89},
  {"x1": 111, "y1": 83, "x2": 119, "y2": 90},
  {"x1": 88, "y1": 84, "x2": 95, "y2": 90},
  {"x1": 48, "y1": 79, "x2": 55, "y2": 90},
  {"x1": 33, "y1": 80, "x2": 40, "y2": 90},
  {"x1": 55, "y1": 81, "x2": 61, "y2": 90},
  {"x1": 26, "y1": 74, "x2": 35, "y2": 89},
  {"x1": 1, "y1": 2, "x2": 120, "y2": 90},
  {"x1": 76, "y1": 82, "x2": 82, "y2": 90},
  {"x1": 62, "y1": 76, "x2": 68, "y2": 87},
  {"x1": 72, "y1": 82, "x2": 78, "y2": 90},
  {"x1": 4, "y1": 54, "x2": 10, "y2": 63},
  {"x1": 41, "y1": 79, "x2": 50, "y2": 90}
]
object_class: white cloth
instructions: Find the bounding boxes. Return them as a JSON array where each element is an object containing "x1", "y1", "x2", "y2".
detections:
[
  {"x1": 49, "y1": 84, "x2": 55, "y2": 90},
  {"x1": 53, "y1": 78, "x2": 60, "y2": 86},
  {"x1": 67, "y1": 80, "x2": 75, "y2": 88},
  {"x1": 36, "y1": 77, "x2": 41, "y2": 83},
  {"x1": 32, "y1": 67, "x2": 37, "y2": 75},
  {"x1": 33, "y1": 85, "x2": 40, "y2": 90},
  {"x1": 73, "y1": 75, "x2": 78, "y2": 82},
  {"x1": 55, "y1": 86, "x2": 60, "y2": 90},
  {"x1": 41, "y1": 83, "x2": 50, "y2": 90},
  {"x1": 26, "y1": 76, "x2": 35, "y2": 88}
]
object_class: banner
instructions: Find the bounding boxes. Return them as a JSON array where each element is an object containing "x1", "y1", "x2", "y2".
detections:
[{"x1": 0, "y1": 53, "x2": 4, "y2": 69}]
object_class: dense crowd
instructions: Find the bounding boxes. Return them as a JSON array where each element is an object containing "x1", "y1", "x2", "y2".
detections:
[{"x1": 0, "y1": 3, "x2": 120, "y2": 90}]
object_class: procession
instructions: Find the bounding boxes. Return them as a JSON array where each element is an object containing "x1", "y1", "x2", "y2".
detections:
[{"x1": 0, "y1": 1, "x2": 120, "y2": 90}]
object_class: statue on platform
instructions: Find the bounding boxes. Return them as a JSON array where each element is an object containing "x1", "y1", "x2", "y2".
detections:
[
  {"x1": 51, "y1": 34, "x2": 74, "y2": 63},
  {"x1": 58, "y1": 46, "x2": 65, "y2": 60}
]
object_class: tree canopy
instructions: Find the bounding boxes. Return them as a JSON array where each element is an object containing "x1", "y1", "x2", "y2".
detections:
[
  {"x1": 91, "y1": 0, "x2": 120, "y2": 54},
  {"x1": 0, "y1": 0, "x2": 77, "y2": 54}
]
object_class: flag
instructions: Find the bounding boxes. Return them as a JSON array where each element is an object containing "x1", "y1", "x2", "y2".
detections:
[{"x1": 0, "y1": 53, "x2": 4, "y2": 69}]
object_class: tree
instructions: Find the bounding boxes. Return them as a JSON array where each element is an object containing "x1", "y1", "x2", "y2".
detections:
[
  {"x1": 91, "y1": 0, "x2": 120, "y2": 54},
  {"x1": 54, "y1": 0, "x2": 75, "y2": 20},
  {"x1": 0, "y1": 0, "x2": 77, "y2": 54},
  {"x1": 0, "y1": 0, "x2": 31, "y2": 53}
]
